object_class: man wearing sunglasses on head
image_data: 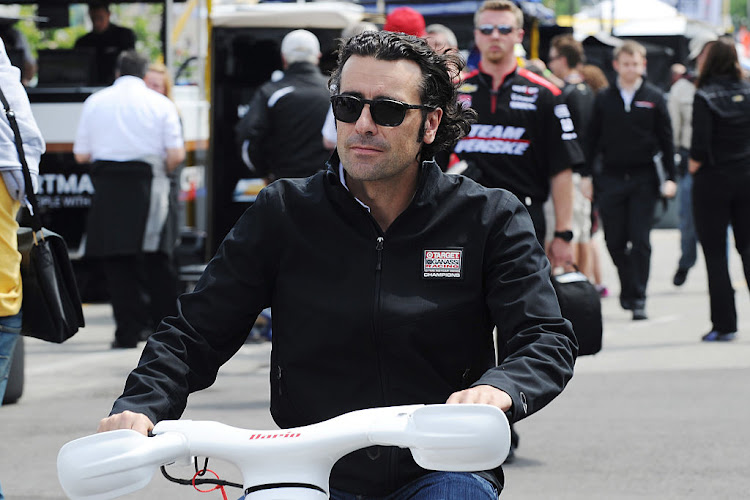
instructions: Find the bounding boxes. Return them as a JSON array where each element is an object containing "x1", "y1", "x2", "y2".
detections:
[
  {"x1": 97, "y1": 31, "x2": 576, "y2": 499},
  {"x1": 454, "y1": 0, "x2": 582, "y2": 269}
]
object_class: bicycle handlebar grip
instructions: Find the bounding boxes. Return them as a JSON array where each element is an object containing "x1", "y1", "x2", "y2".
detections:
[{"x1": 58, "y1": 429, "x2": 188, "y2": 500}]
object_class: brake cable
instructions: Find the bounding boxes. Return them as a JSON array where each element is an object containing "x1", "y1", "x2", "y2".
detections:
[{"x1": 160, "y1": 456, "x2": 243, "y2": 490}]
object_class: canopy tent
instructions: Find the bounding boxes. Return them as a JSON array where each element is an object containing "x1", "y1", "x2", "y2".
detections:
[
  {"x1": 211, "y1": 1, "x2": 365, "y2": 28},
  {"x1": 572, "y1": 0, "x2": 724, "y2": 38}
]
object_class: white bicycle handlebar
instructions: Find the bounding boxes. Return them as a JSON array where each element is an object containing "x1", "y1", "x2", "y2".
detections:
[{"x1": 58, "y1": 404, "x2": 510, "y2": 500}]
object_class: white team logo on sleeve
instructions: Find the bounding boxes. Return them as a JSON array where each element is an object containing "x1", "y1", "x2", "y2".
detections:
[{"x1": 555, "y1": 104, "x2": 578, "y2": 141}]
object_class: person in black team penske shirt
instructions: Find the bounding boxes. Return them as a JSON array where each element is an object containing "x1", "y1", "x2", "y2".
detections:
[
  {"x1": 453, "y1": 0, "x2": 582, "y2": 464},
  {"x1": 96, "y1": 31, "x2": 577, "y2": 499},
  {"x1": 454, "y1": 0, "x2": 583, "y2": 271}
]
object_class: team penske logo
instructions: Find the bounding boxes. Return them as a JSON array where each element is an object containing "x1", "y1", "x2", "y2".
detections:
[
  {"x1": 423, "y1": 249, "x2": 463, "y2": 279},
  {"x1": 454, "y1": 124, "x2": 530, "y2": 155}
]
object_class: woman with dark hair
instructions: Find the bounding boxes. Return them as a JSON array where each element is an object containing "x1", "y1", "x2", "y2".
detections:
[{"x1": 689, "y1": 39, "x2": 750, "y2": 342}]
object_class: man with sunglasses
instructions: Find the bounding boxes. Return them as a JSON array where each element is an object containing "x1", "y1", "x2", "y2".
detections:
[
  {"x1": 97, "y1": 31, "x2": 576, "y2": 499},
  {"x1": 454, "y1": 0, "x2": 582, "y2": 267}
]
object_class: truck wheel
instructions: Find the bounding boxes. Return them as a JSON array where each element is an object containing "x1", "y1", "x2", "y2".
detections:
[{"x1": 3, "y1": 336, "x2": 24, "y2": 405}]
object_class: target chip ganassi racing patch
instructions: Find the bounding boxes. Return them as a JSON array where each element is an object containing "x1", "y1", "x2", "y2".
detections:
[{"x1": 423, "y1": 249, "x2": 463, "y2": 279}]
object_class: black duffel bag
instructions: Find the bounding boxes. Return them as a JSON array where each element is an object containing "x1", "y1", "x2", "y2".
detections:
[{"x1": 552, "y1": 269, "x2": 602, "y2": 356}]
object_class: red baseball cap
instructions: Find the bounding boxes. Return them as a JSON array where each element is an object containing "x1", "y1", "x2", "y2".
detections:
[{"x1": 383, "y1": 6, "x2": 426, "y2": 38}]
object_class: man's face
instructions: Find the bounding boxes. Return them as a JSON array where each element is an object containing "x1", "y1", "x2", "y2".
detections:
[
  {"x1": 547, "y1": 47, "x2": 567, "y2": 78},
  {"x1": 474, "y1": 10, "x2": 523, "y2": 65},
  {"x1": 336, "y1": 55, "x2": 441, "y2": 183},
  {"x1": 144, "y1": 70, "x2": 167, "y2": 96},
  {"x1": 613, "y1": 51, "x2": 646, "y2": 86},
  {"x1": 90, "y1": 7, "x2": 110, "y2": 34}
]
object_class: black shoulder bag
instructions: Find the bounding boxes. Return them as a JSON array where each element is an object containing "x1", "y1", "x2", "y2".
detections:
[{"x1": 0, "y1": 85, "x2": 84, "y2": 342}]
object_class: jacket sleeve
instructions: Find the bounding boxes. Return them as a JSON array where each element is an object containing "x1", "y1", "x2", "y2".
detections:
[
  {"x1": 110, "y1": 189, "x2": 281, "y2": 423},
  {"x1": 235, "y1": 88, "x2": 272, "y2": 177},
  {"x1": 689, "y1": 91, "x2": 711, "y2": 165},
  {"x1": 655, "y1": 91, "x2": 676, "y2": 180},
  {"x1": 472, "y1": 194, "x2": 577, "y2": 423},
  {"x1": 545, "y1": 91, "x2": 584, "y2": 177}
]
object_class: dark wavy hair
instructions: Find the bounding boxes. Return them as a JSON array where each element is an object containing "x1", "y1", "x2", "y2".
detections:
[
  {"x1": 695, "y1": 39, "x2": 742, "y2": 89},
  {"x1": 328, "y1": 30, "x2": 476, "y2": 162},
  {"x1": 550, "y1": 34, "x2": 585, "y2": 69}
]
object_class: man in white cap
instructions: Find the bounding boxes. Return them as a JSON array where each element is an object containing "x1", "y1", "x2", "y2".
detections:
[
  {"x1": 667, "y1": 31, "x2": 718, "y2": 288},
  {"x1": 235, "y1": 29, "x2": 331, "y2": 182}
]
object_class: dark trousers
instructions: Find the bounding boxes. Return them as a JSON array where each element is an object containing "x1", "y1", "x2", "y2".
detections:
[
  {"x1": 596, "y1": 170, "x2": 659, "y2": 306},
  {"x1": 692, "y1": 170, "x2": 750, "y2": 333},
  {"x1": 102, "y1": 252, "x2": 179, "y2": 345}
]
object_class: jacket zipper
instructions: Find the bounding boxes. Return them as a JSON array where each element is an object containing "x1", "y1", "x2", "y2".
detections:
[
  {"x1": 373, "y1": 235, "x2": 395, "y2": 491},
  {"x1": 372, "y1": 236, "x2": 386, "y2": 405}
]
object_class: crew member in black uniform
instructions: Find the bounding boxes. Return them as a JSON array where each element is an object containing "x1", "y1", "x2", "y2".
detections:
[
  {"x1": 453, "y1": 0, "x2": 582, "y2": 270},
  {"x1": 75, "y1": 2, "x2": 135, "y2": 86},
  {"x1": 96, "y1": 31, "x2": 577, "y2": 499},
  {"x1": 452, "y1": 0, "x2": 583, "y2": 463},
  {"x1": 234, "y1": 29, "x2": 331, "y2": 182},
  {"x1": 587, "y1": 40, "x2": 676, "y2": 321}
]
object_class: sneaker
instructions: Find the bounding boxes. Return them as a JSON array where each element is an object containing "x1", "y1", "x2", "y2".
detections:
[
  {"x1": 701, "y1": 331, "x2": 737, "y2": 342},
  {"x1": 595, "y1": 284, "x2": 609, "y2": 298},
  {"x1": 632, "y1": 307, "x2": 648, "y2": 321},
  {"x1": 673, "y1": 268, "x2": 689, "y2": 287}
]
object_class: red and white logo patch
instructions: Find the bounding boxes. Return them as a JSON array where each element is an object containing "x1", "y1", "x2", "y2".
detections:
[
  {"x1": 458, "y1": 93, "x2": 473, "y2": 109},
  {"x1": 423, "y1": 249, "x2": 463, "y2": 279}
]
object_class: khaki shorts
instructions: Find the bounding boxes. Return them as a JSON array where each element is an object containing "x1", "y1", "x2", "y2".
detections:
[{"x1": 544, "y1": 173, "x2": 592, "y2": 244}]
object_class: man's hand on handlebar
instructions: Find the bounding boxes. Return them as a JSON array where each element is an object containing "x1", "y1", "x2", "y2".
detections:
[
  {"x1": 97, "y1": 410, "x2": 155, "y2": 436},
  {"x1": 445, "y1": 385, "x2": 512, "y2": 412}
]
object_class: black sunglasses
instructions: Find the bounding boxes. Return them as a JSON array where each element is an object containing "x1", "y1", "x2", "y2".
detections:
[
  {"x1": 476, "y1": 24, "x2": 515, "y2": 36},
  {"x1": 331, "y1": 94, "x2": 434, "y2": 127}
]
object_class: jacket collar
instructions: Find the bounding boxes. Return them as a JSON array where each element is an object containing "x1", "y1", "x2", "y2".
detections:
[
  {"x1": 324, "y1": 150, "x2": 441, "y2": 208},
  {"x1": 285, "y1": 61, "x2": 323, "y2": 76}
]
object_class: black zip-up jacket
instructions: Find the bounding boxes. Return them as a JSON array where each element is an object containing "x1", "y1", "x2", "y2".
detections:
[
  {"x1": 234, "y1": 62, "x2": 331, "y2": 179},
  {"x1": 454, "y1": 64, "x2": 584, "y2": 202},
  {"x1": 587, "y1": 79, "x2": 675, "y2": 179},
  {"x1": 690, "y1": 76, "x2": 750, "y2": 173},
  {"x1": 111, "y1": 153, "x2": 577, "y2": 495}
]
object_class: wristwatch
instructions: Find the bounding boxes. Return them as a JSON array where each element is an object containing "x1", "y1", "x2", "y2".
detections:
[{"x1": 553, "y1": 230, "x2": 574, "y2": 242}]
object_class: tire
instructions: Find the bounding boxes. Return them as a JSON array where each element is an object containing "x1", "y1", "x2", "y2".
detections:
[{"x1": 3, "y1": 336, "x2": 24, "y2": 405}]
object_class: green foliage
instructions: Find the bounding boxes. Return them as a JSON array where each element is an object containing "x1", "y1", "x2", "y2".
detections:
[
  {"x1": 113, "y1": 4, "x2": 164, "y2": 62},
  {"x1": 730, "y1": 0, "x2": 749, "y2": 25},
  {"x1": 543, "y1": 0, "x2": 582, "y2": 16}
]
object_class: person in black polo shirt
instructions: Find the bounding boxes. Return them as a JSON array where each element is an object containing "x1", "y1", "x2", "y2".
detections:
[
  {"x1": 587, "y1": 40, "x2": 676, "y2": 321},
  {"x1": 75, "y1": 2, "x2": 135, "y2": 86}
]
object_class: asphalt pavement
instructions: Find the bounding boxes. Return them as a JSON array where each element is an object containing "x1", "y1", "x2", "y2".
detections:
[{"x1": 1, "y1": 228, "x2": 748, "y2": 499}]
